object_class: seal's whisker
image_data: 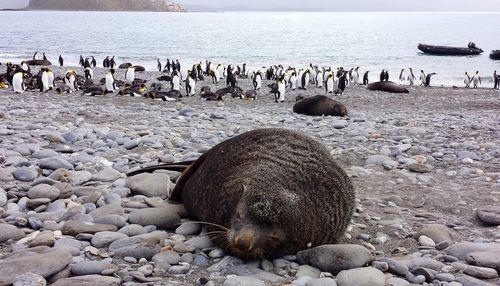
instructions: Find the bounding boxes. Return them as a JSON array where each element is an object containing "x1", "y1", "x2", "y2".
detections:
[
  {"x1": 181, "y1": 221, "x2": 229, "y2": 231},
  {"x1": 200, "y1": 231, "x2": 228, "y2": 237}
]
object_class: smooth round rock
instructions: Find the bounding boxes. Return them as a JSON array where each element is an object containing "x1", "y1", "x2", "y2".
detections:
[
  {"x1": 125, "y1": 173, "x2": 171, "y2": 199},
  {"x1": 0, "y1": 223, "x2": 25, "y2": 242},
  {"x1": 128, "y1": 208, "x2": 181, "y2": 230},
  {"x1": 12, "y1": 273, "x2": 47, "y2": 286},
  {"x1": 49, "y1": 275, "x2": 121, "y2": 286},
  {"x1": 223, "y1": 276, "x2": 266, "y2": 286},
  {"x1": 297, "y1": 244, "x2": 373, "y2": 274},
  {"x1": 91, "y1": 231, "x2": 128, "y2": 248},
  {"x1": 476, "y1": 205, "x2": 500, "y2": 226},
  {"x1": 336, "y1": 267, "x2": 385, "y2": 286}
]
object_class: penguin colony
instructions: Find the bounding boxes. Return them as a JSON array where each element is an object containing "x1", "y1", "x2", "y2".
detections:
[{"x1": 1, "y1": 52, "x2": 499, "y2": 101}]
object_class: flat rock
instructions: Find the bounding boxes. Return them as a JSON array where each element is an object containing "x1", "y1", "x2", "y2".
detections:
[
  {"x1": 297, "y1": 244, "x2": 373, "y2": 274},
  {"x1": 70, "y1": 260, "x2": 119, "y2": 276},
  {"x1": 407, "y1": 163, "x2": 433, "y2": 173},
  {"x1": 91, "y1": 231, "x2": 128, "y2": 248},
  {"x1": 336, "y1": 267, "x2": 386, "y2": 286},
  {"x1": 92, "y1": 167, "x2": 122, "y2": 182},
  {"x1": 476, "y1": 205, "x2": 500, "y2": 226},
  {"x1": 61, "y1": 220, "x2": 117, "y2": 236},
  {"x1": 366, "y1": 155, "x2": 392, "y2": 166},
  {"x1": 463, "y1": 265, "x2": 498, "y2": 279},
  {"x1": 49, "y1": 275, "x2": 121, "y2": 286},
  {"x1": 27, "y1": 184, "x2": 60, "y2": 201},
  {"x1": 39, "y1": 157, "x2": 73, "y2": 170},
  {"x1": 12, "y1": 273, "x2": 46, "y2": 286},
  {"x1": 0, "y1": 248, "x2": 73, "y2": 285},
  {"x1": 226, "y1": 265, "x2": 284, "y2": 283},
  {"x1": 108, "y1": 231, "x2": 168, "y2": 260},
  {"x1": 223, "y1": 276, "x2": 266, "y2": 286},
  {"x1": 0, "y1": 223, "x2": 25, "y2": 243},
  {"x1": 445, "y1": 242, "x2": 500, "y2": 260},
  {"x1": 466, "y1": 250, "x2": 500, "y2": 271},
  {"x1": 305, "y1": 278, "x2": 338, "y2": 286},
  {"x1": 128, "y1": 207, "x2": 180, "y2": 229},
  {"x1": 455, "y1": 274, "x2": 496, "y2": 286},
  {"x1": 398, "y1": 256, "x2": 445, "y2": 271},
  {"x1": 126, "y1": 172, "x2": 171, "y2": 199},
  {"x1": 416, "y1": 224, "x2": 454, "y2": 243}
]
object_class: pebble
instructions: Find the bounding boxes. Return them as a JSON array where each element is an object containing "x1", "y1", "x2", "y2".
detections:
[
  {"x1": 0, "y1": 223, "x2": 25, "y2": 242},
  {"x1": 91, "y1": 231, "x2": 128, "y2": 248},
  {"x1": 71, "y1": 260, "x2": 119, "y2": 276},
  {"x1": 128, "y1": 207, "x2": 181, "y2": 229},
  {"x1": 12, "y1": 273, "x2": 47, "y2": 286},
  {"x1": 335, "y1": 267, "x2": 386, "y2": 286},
  {"x1": 476, "y1": 205, "x2": 500, "y2": 226},
  {"x1": 297, "y1": 244, "x2": 373, "y2": 274},
  {"x1": 49, "y1": 275, "x2": 121, "y2": 286},
  {"x1": 125, "y1": 173, "x2": 171, "y2": 199},
  {"x1": 223, "y1": 276, "x2": 266, "y2": 286},
  {"x1": 0, "y1": 248, "x2": 73, "y2": 285}
]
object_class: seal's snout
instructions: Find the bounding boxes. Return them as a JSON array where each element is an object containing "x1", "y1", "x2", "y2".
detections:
[
  {"x1": 234, "y1": 228, "x2": 256, "y2": 253},
  {"x1": 235, "y1": 237, "x2": 254, "y2": 252}
]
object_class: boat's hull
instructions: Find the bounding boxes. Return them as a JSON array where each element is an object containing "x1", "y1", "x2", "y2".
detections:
[{"x1": 418, "y1": 44, "x2": 483, "y2": 56}]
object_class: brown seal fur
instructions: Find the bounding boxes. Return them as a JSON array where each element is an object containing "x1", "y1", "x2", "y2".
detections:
[
  {"x1": 293, "y1": 95, "x2": 348, "y2": 117},
  {"x1": 129, "y1": 128, "x2": 355, "y2": 260},
  {"x1": 367, "y1": 81, "x2": 409, "y2": 93}
]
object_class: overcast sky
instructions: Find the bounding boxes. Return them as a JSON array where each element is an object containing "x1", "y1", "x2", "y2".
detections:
[{"x1": 2, "y1": 0, "x2": 500, "y2": 11}]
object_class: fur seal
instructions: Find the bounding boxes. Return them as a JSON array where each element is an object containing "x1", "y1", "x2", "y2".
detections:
[
  {"x1": 128, "y1": 128, "x2": 355, "y2": 259},
  {"x1": 119, "y1": 63, "x2": 133, "y2": 69},
  {"x1": 367, "y1": 81, "x2": 409, "y2": 93},
  {"x1": 293, "y1": 95, "x2": 348, "y2": 117}
]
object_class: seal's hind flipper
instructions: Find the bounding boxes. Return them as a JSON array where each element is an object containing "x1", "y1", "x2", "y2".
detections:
[
  {"x1": 127, "y1": 160, "x2": 196, "y2": 177},
  {"x1": 169, "y1": 153, "x2": 208, "y2": 201}
]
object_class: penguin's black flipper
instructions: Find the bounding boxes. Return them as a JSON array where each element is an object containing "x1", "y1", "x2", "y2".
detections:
[{"x1": 127, "y1": 160, "x2": 197, "y2": 177}]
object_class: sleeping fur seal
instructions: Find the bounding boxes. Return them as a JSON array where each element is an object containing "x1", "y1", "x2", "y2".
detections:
[
  {"x1": 367, "y1": 81, "x2": 409, "y2": 93},
  {"x1": 293, "y1": 95, "x2": 348, "y2": 117},
  {"x1": 128, "y1": 128, "x2": 355, "y2": 260}
]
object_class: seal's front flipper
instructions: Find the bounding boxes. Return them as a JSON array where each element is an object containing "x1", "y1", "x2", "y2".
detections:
[{"x1": 127, "y1": 160, "x2": 196, "y2": 177}]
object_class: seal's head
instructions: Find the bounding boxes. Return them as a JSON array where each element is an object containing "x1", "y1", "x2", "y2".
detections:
[{"x1": 223, "y1": 185, "x2": 301, "y2": 260}]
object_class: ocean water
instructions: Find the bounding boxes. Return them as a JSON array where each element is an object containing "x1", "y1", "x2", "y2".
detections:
[{"x1": 1, "y1": 11, "x2": 499, "y2": 86}]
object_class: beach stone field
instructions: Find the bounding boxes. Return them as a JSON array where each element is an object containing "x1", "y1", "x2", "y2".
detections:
[{"x1": 0, "y1": 65, "x2": 499, "y2": 286}]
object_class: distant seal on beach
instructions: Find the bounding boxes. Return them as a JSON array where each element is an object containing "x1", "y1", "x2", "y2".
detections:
[
  {"x1": 119, "y1": 63, "x2": 133, "y2": 69},
  {"x1": 24, "y1": 59, "x2": 51, "y2": 66},
  {"x1": 293, "y1": 95, "x2": 348, "y2": 117},
  {"x1": 367, "y1": 81, "x2": 409, "y2": 93},
  {"x1": 131, "y1": 65, "x2": 146, "y2": 72},
  {"x1": 128, "y1": 128, "x2": 355, "y2": 259}
]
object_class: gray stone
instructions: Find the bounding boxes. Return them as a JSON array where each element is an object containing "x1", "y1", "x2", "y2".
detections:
[
  {"x1": 398, "y1": 256, "x2": 445, "y2": 271},
  {"x1": 128, "y1": 207, "x2": 181, "y2": 229},
  {"x1": 226, "y1": 265, "x2": 284, "y2": 283},
  {"x1": 13, "y1": 167, "x2": 38, "y2": 182},
  {"x1": 223, "y1": 276, "x2": 265, "y2": 286},
  {"x1": 108, "y1": 231, "x2": 168, "y2": 260},
  {"x1": 118, "y1": 224, "x2": 147, "y2": 236},
  {"x1": 407, "y1": 163, "x2": 433, "y2": 173},
  {"x1": 49, "y1": 275, "x2": 121, "y2": 286},
  {"x1": 175, "y1": 220, "x2": 202, "y2": 235},
  {"x1": 445, "y1": 242, "x2": 500, "y2": 260},
  {"x1": 416, "y1": 224, "x2": 454, "y2": 243},
  {"x1": 296, "y1": 265, "x2": 321, "y2": 278},
  {"x1": 92, "y1": 167, "x2": 122, "y2": 182},
  {"x1": 32, "y1": 149, "x2": 58, "y2": 159},
  {"x1": 91, "y1": 231, "x2": 128, "y2": 248},
  {"x1": 366, "y1": 155, "x2": 392, "y2": 165},
  {"x1": 89, "y1": 204, "x2": 124, "y2": 218},
  {"x1": 27, "y1": 184, "x2": 60, "y2": 201},
  {"x1": 476, "y1": 205, "x2": 500, "y2": 226},
  {"x1": 335, "y1": 267, "x2": 386, "y2": 286},
  {"x1": 297, "y1": 244, "x2": 373, "y2": 274},
  {"x1": 12, "y1": 273, "x2": 46, "y2": 286},
  {"x1": 207, "y1": 256, "x2": 244, "y2": 273},
  {"x1": 39, "y1": 157, "x2": 73, "y2": 170},
  {"x1": 305, "y1": 278, "x2": 337, "y2": 286},
  {"x1": 456, "y1": 274, "x2": 496, "y2": 286},
  {"x1": 0, "y1": 223, "x2": 25, "y2": 242},
  {"x1": 126, "y1": 173, "x2": 171, "y2": 199},
  {"x1": 152, "y1": 252, "x2": 181, "y2": 267},
  {"x1": 93, "y1": 214, "x2": 127, "y2": 228},
  {"x1": 0, "y1": 248, "x2": 73, "y2": 285},
  {"x1": 61, "y1": 220, "x2": 118, "y2": 236},
  {"x1": 466, "y1": 250, "x2": 500, "y2": 271},
  {"x1": 185, "y1": 235, "x2": 214, "y2": 249},
  {"x1": 435, "y1": 272, "x2": 456, "y2": 282},
  {"x1": 71, "y1": 260, "x2": 119, "y2": 276},
  {"x1": 464, "y1": 265, "x2": 498, "y2": 279}
]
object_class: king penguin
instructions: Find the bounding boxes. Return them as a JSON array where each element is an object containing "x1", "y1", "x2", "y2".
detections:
[
  {"x1": 125, "y1": 66, "x2": 136, "y2": 84},
  {"x1": 464, "y1": 72, "x2": 472, "y2": 88},
  {"x1": 47, "y1": 68, "x2": 54, "y2": 90},
  {"x1": 65, "y1": 70, "x2": 78, "y2": 92},
  {"x1": 186, "y1": 72, "x2": 196, "y2": 96},
  {"x1": 407, "y1": 68, "x2": 416, "y2": 85},
  {"x1": 493, "y1": 71, "x2": 499, "y2": 89},
  {"x1": 363, "y1": 71, "x2": 369, "y2": 85},
  {"x1": 351, "y1": 67, "x2": 360, "y2": 85},
  {"x1": 252, "y1": 71, "x2": 262, "y2": 90},
  {"x1": 325, "y1": 73, "x2": 334, "y2": 94},
  {"x1": 12, "y1": 71, "x2": 27, "y2": 93},
  {"x1": 300, "y1": 69, "x2": 310, "y2": 90},
  {"x1": 171, "y1": 71, "x2": 180, "y2": 91},
  {"x1": 399, "y1": 69, "x2": 405, "y2": 84},
  {"x1": 472, "y1": 71, "x2": 481, "y2": 88},
  {"x1": 157, "y1": 59, "x2": 162, "y2": 72},
  {"x1": 316, "y1": 68, "x2": 324, "y2": 88},
  {"x1": 275, "y1": 75, "x2": 286, "y2": 103},
  {"x1": 105, "y1": 69, "x2": 117, "y2": 94},
  {"x1": 58, "y1": 55, "x2": 64, "y2": 67},
  {"x1": 37, "y1": 68, "x2": 49, "y2": 92}
]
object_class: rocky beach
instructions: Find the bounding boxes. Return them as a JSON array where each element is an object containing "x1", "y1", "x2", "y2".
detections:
[{"x1": 0, "y1": 65, "x2": 499, "y2": 286}]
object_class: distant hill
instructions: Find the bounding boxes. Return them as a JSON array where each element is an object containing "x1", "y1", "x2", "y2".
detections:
[{"x1": 26, "y1": 0, "x2": 186, "y2": 11}]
